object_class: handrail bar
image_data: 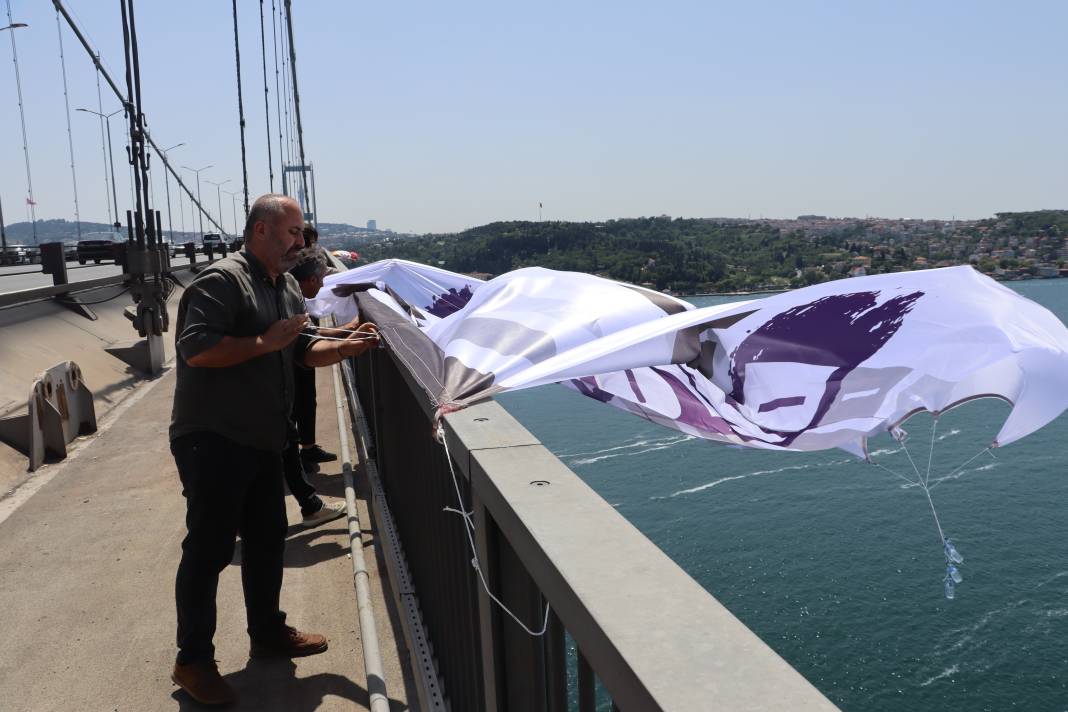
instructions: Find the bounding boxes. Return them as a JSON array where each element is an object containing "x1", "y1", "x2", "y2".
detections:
[
  {"x1": 0, "y1": 264, "x2": 197, "y2": 309},
  {"x1": 330, "y1": 360, "x2": 390, "y2": 712}
]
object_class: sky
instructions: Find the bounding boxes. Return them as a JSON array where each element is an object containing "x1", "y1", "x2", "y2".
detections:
[{"x1": 1, "y1": 0, "x2": 1066, "y2": 235}]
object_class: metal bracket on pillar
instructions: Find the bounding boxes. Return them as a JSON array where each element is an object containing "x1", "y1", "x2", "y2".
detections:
[
  {"x1": 0, "y1": 361, "x2": 97, "y2": 471},
  {"x1": 54, "y1": 294, "x2": 98, "y2": 321},
  {"x1": 106, "y1": 210, "x2": 172, "y2": 376}
]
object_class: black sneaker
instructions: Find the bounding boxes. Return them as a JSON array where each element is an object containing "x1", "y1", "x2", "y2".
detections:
[{"x1": 300, "y1": 445, "x2": 337, "y2": 464}]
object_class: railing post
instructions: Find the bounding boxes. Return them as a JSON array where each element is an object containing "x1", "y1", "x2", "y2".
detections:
[
  {"x1": 496, "y1": 529, "x2": 548, "y2": 712},
  {"x1": 473, "y1": 494, "x2": 501, "y2": 712},
  {"x1": 577, "y1": 649, "x2": 596, "y2": 712},
  {"x1": 545, "y1": 609, "x2": 568, "y2": 712}
]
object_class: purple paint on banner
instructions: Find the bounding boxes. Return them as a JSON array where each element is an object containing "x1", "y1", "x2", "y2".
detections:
[
  {"x1": 426, "y1": 285, "x2": 474, "y2": 318},
  {"x1": 649, "y1": 367, "x2": 733, "y2": 435},
  {"x1": 571, "y1": 376, "x2": 616, "y2": 404},
  {"x1": 728, "y1": 289, "x2": 923, "y2": 442},
  {"x1": 759, "y1": 396, "x2": 807, "y2": 413},
  {"x1": 625, "y1": 369, "x2": 647, "y2": 403}
]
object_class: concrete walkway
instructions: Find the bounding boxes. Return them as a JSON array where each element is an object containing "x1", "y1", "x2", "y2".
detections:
[{"x1": 0, "y1": 365, "x2": 417, "y2": 711}]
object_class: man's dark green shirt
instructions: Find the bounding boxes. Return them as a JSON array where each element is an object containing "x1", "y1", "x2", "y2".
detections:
[{"x1": 170, "y1": 250, "x2": 312, "y2": 453}]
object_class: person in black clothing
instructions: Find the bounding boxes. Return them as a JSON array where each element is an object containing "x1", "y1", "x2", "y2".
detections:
[
  {"x1": 282, "y1": 250, "x2": 374, "y2": 528},
  {"x1": 292, "y1": 222, "x2": 338, "y2": 469},
  {"x1": 168, "y1": 194, "x2": 378, "y2": 706}
]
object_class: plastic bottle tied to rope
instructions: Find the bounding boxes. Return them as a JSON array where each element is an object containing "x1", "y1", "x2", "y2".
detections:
[
  {"x1": 944, "y1": 538, "x2": 963, "y2": 564},
  {"x1": 941, "y1": 539, "x2": 964, "y2": 599}
]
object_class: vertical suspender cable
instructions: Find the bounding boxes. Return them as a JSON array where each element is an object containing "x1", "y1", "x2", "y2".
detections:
[
  {"x1": 270, "y1": 0, "x2": 285, "y2": 193},
  {"x1": 52, "y1": 0, "x2": 224, "y2": 236},
  {"x1": 283, "y1": 0, "x2": 310, "y2": 216},
  {"x1": 278, "y1": 5, "x2": 294, "y2": 189},
  {"x1": 6, "y1": 0, "x2": 37, "y2": 242},
  {"x1": 258, "y1": 0, "x2": 274, "y2": 194},
  {"x1": 267, "y1": 0, "x2": 284, "y2": 193},
  {"x1": 119, "y1": 0, "x2": 147, "y2": 247},
  {"x1": 286, "y1": 30, "x2": 297, "y2": 180},
  {"x1": 56, "y1": 11, "x2": 82, "y2": 238},
  {"x1": 232, "y1": 0, "x2": 250, "y2": 217}
]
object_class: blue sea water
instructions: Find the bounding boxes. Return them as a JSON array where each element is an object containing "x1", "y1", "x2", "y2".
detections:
[{"x1": 496, "y1": 278, "x2": 1068, "y2": 711}]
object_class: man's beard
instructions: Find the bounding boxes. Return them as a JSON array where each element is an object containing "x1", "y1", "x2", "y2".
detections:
[{"x1": 280, "y1": 248, "x2": 303, "y2": 270}]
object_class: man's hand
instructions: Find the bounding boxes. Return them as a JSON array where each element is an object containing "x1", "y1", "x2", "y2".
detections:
[
  {"x1": 261, "y1": 314, "x2": 309, "y2": 352},
  {"x1": 186, "y1": 312, "x2": 309, "y2": 368},
  {"x1": 336, "y1": 324, "x2": 379, "y2": 358}
]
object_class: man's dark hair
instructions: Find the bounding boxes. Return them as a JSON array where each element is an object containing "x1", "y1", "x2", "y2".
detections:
[
  {"x1": 289, "y1": 250, "x2": 327, "y2": 282},
  {"x1": 243, "y1": 194, "x2": 295, "y2": 241},
  {"x1": 303, "y1": 222, "x2": 318, "y2": 245}
]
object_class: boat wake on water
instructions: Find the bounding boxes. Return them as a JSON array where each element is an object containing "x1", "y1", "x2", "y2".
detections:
[{"x1": 557, "y1": 434, "x2": 694, "y2": 465}]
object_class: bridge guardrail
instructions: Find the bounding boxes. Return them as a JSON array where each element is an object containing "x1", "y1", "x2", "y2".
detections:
[{"x1": 0, "y1": 262, "x2": 198, "y2": 311}]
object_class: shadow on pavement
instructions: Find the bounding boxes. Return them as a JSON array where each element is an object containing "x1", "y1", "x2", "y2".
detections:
[{"x1": 171, "y1": 657, "x2": 410, "y2": 711}]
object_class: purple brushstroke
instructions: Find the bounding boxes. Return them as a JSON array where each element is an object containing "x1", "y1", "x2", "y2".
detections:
[
  {"x1": 426, "y1": 285, "x2": 474, "y2": 318},
  {"x1": 625, "y1": 369, "x2": 646, "y2": 403},
  {"x1": 573, "y1": 370, "x2": 733, "y2": 437},
  {"x1": 571, "y1": 376, "x2": 616, "y2": 404},
  {"x1": 759, "y1": 396, "x2": 807, "y2": 413},
  {"x1": 649, "y1": 367, "x2": 734, "y2": 435},
  {"x1": 728, "y1": 289, "x2": 923, "y2": 443}
]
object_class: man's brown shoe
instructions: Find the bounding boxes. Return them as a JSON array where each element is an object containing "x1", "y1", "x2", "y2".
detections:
[
  {"x1": 249, "y1": 624, "x2": 328, "y2": 658},
  {"x1": 171, "y1": 660, "x2": 237, "y2": 706}
]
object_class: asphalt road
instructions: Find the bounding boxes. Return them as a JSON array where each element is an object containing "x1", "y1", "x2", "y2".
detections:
[{"x1": 0, "y1": 256, "x2": 196, "y2": 294}]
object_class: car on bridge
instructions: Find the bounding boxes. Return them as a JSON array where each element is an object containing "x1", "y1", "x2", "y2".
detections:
[
  {"x1": 0, "y1": 245, "x2": 39, "y2": 266},
  {"x1": 76, "y1": 236, "x2": 123, "y2": 265},
  {"x1": 200, "y1": 233, "x2": 227, "y2": 255}
]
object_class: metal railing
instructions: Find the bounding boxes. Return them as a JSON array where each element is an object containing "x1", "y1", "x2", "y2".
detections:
[{"x1": 342, "y1": 296, "x2": 838, "y2": 711}]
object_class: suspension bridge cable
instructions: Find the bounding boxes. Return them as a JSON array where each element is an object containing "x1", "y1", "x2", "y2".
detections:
[
  {"x1": 55, "y1": 9, "x2": 82, "y2": 239},
  {"x1": 231, "y1": 0, "x2": 250, "y2": 217},
  {"x1": 285, "y1": 25, "x2": 297, "y2": 172},
  {"x1": 119, "y1": 0, "x2": 147, "y2": 246},
  {"x1": 51, "y1": 0, "x2": 226, "y2": 236},
  {"x1": 270, "y1": 0, "x2": 285, "y2": 193},
  {"x1": 6, "y1": 0, "x2": 37, "y2": 241},
  {"x1": 278, "y1": 3, "x2": 294, "y2": 175},
  {"x1": 258, "y1": 0, "x2": 274, "y2": 194},
  {"x1": 283, "y1": 0, "x2": 310, "y2": 215}
]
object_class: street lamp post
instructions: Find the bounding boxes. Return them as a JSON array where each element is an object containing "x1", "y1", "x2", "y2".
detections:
[
  {"x1": 76, "y1": 107, "x2": 122, "y2": 231},
  {"x1": 0, "y1": 193, "x2": 7, "y2": 262},
  {"x1": 205, "y1": 179, "x2": 231, "y2": 237},
  {"x1": 222, "y1": 189, "x2": 240, "y2": 237},
  {"x1": 159, "y1": 143, "x2": 185, "y2": 246},
  {"x1": 182, "y1": 164, "x2": 212, "y2": 237}
]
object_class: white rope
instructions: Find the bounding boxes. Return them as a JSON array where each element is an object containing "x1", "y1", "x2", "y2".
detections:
[
  {"x1": 924, "y1": 417, "x2": 938, "y2": 487},
  {"x1": 927, "y1": 447, "x2": 993, "y2": 491},
  {"x1": 871, "y1": 460, "x2": 918, "y2": 488},
  {"x1": 899, "y1": 436, "x2": 926, "y2": 486},
  {"x1": 896, "y1": 437, "x2": 948, "y2": 548},
  {"x1": 438, "y1": 423, "x2": 550, "y2": 637},
  {"x1": 304, "y1": 324, "x2": 374, "y2": 334},
  {"x1": 302, "y1": 333, "x2": 378, "y2": 343}
]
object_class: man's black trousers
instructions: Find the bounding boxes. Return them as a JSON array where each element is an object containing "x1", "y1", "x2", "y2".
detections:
[
  {"x1": 283, "y1": 439, "x2": 321, "y2": 515},
  {"x1": 172, "y1": 431, "x2": 288, "y2": 665},
  {"x1": 293, "y1": 364, "x2": 317, "y2": 446}
]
